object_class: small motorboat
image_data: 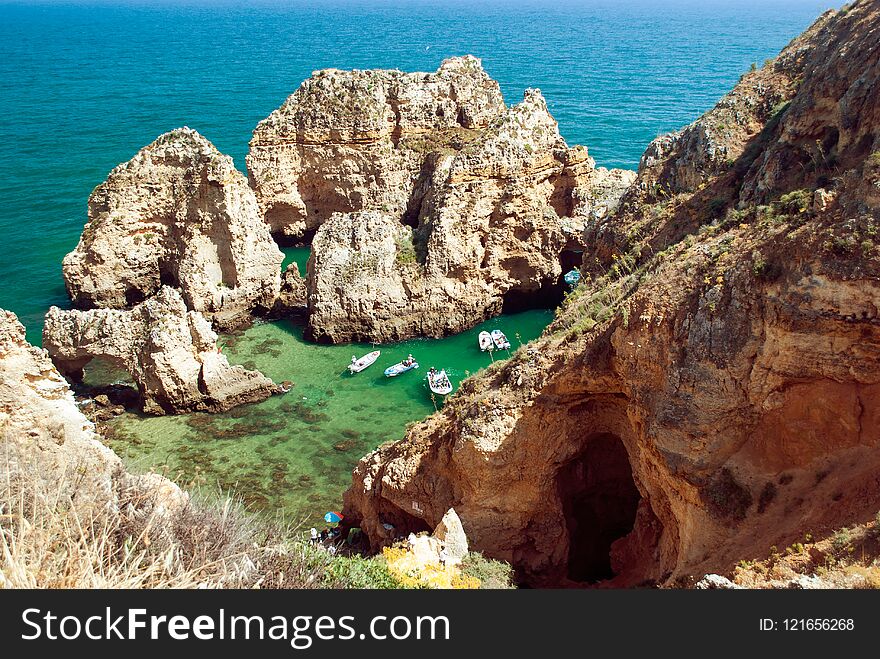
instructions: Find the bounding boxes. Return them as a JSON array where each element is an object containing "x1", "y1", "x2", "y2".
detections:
[
  {"x1": 384, "y1": 358, "x2": 419, "y2": 377},
  {"x1": 490, "y1": 329, "x2": 511, "y2": 350},
  {"x1": 564, "y1": 269, "x2": 581, "y2": 286},
  {"x1": 348, "y1": 350, "x2": 381, "y2": 373},
  {"x1": 426, "y1": 369, "x2": 453, "y2": 395},
  {"x1": 478, "y1": 330, "x2": 494, "y2": 351}
]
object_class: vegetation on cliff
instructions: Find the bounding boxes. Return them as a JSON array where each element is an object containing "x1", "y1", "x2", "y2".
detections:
[{"x1": 344, "y1": 2, "x2": 880, "y2": 587}]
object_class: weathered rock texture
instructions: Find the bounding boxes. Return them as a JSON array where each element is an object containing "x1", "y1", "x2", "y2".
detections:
[
  {"x1": 43, "y1": 287, "x2": 277, "y2": 415},
  {"x1": 0, "y1": 308, "x2": 186, "y2": 527},
  {"x1": 302, "y1": 86, "x2": 634, "y2": 342},
  {"x1": 247, "y1": 56, "x2": 507, "y2": 240},
  {"x1": 277, "y1": 263, "x2": 308, "y2": 312},
  {"x1": 345, "y1": 4, "x2": 880, "y2": 587},
  {"x1": 63, "y1": 127, "x2": 283, "y2": 330}
]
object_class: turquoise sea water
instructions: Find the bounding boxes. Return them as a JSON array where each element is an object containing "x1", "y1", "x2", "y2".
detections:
[
  {"x1": 0, "y1": 0, "x2": 830, "y2": 340},
  {"x1": 0, "y1": 0, "x2": 833, "y2": 518},
  {"x1": 281, "y1": 246, "x2": 311, "y2": 276}
]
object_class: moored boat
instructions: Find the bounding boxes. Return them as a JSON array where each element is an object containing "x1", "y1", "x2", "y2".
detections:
[
  {"x1": 478, "y1": 330, "x2": 494, "y2": 351},
  {"x1": 426, "y1": 368, "x2": 453, "y2": 395},
  {"x1": 348, "y1": 350, "x2": 381, "y2": 373},
  {"x1": 384, "y1": 357, "x2": 419, "y2": 377},
  {"x1": 564, "y1": 269, "x2": 581, "y2": 286},
  {"x1": 490, "y1": 329, "x2": 511, "y2": 350}
]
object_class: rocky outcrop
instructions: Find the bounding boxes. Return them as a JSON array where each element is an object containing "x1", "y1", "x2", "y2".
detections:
[
  {"x1": 344, "y1": 4, "x2": 880, "y2": 587},
  {"x1": 0, "y1": 308, "x2": 187, "y2": 525},
  {"x1": 63, "y1": 127, "x2": 283, "y2": 330},
  {"x1": 277, "y1": 263, "x2": 308, "y2": 312},
  {"x1": 306, "y1": 89, "x2": 634, "y2": 343},
  {"x1": 434, "y1": 508, "x2": 469, "y2": 565},
  {"x1": 247, "y1": 56, "x2": 507, "y2": 240},
  {"x1": 43, "y1": 287, "x2": 278, "y2": 415}
]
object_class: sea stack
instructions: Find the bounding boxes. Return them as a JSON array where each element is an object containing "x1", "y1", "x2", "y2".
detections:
[
  {"x1": 251, "y1": 58, "x2": 634, "y2": 343},
  {"x1": 247, "y1": 56, "x2": 507, "y2": 240},
  {"x1": 63, "y1": 127, "x2": 283, "y2": 331}
]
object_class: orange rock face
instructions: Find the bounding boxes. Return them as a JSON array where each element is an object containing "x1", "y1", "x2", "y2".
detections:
[{"x1": 344, "y1": 4, "x2": 880, "y2": 587}]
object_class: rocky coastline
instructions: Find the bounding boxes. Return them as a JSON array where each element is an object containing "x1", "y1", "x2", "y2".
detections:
[
  {"x1": 342, "y1": 3, "x2": 880, "y2": 587},
  {"x1": 3, "y1": 2, "x2": 880, "y2": 590}
]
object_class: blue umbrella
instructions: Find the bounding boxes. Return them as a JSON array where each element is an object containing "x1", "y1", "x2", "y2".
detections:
[{"x1": 324, "y1": 511, "x2": 343, "y2": 524}]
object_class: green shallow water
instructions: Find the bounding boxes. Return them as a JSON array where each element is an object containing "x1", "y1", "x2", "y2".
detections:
[
  {"x1": 103, "y1": 309, "x2": 552, "y2": 526},
  {"x1": 281, "y1": 247, "x2": 311, "y2": 277}
]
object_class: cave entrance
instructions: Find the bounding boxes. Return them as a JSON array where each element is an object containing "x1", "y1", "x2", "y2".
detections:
[
  {"x1": 501, "y1": 278, "x2": 565, "y2": 313},
  {"x1": 559, "y1": 249, "x2": 582, "y2": 274},
  {"x1": 557, "y1": 433, "x2": 640, "y2": 583},
  {"x1": 62, "y1": 356, "x2": 141, "y2": 410},
  {"x1": 500, "y1": 249, "x2": 585, "y2": 314}
]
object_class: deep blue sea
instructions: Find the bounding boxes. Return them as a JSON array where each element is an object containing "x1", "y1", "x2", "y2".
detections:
[{"x1": 0, "y1": 0, "x2": 832, "y2": 343}]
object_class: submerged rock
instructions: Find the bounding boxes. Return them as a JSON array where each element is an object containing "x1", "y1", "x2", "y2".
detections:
[
  {"x1": 63, "y1": 127, "x2": 283, "y2": 330},
  {"x1": 43, "y1": 287, "x2": 277, "y2": 415}
]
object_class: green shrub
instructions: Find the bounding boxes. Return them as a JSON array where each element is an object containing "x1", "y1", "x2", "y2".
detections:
[
  {"x1": 323, "y1": 553, "x2": 410, "y2": 589},
  {"x1": 756, "y1": 481, "x2": 777, "y2": 513},
  {"x1": 778, "y1": 189, "x2": 811, "y2": 214},
  {"x1": 831, "y1": 528, "x2": 852, "y2": 552},
  {"x1": 703, "y1": 468, "x2": 753, "y2": 522},
  {"x1": 459, "y1": 552, "x2": 516, "y2": 589},
  {"x1": 395, "y1": 233, "x2": 417, "y2": 265}
]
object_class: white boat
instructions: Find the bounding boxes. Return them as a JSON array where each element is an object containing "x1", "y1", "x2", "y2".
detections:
[
  {"x1": 426, "y1": 369, "x2": 453, "y2": 395},
  {"x1": 478, "y1": 331, "x2": 494, "y2": 351},
  {"x1": 384, "y1": 359, "x2": 419, "y2": 377},
  {"x1": 490, "y1": 329, "x2": 511, "y2": 350},
  {"x1": 348, "y1": 350, "x2": 381, "y2": 373},
  {"x1": 564, "y1": 269, "x2": 581, "y2": 286}
]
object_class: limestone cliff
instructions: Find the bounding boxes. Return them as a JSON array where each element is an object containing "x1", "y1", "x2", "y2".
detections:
[
  {"x1": 344, "y1": 3, "x2": 880, "y2": 587},
  {"x1": 63, "y1": 127, "x2": 283, "y2": 330},
  {"x1": 43, "y1": 287, "x2": 278, "y2": 415},
  {"x1": 305, "y1": 88, "x2": 634, "y2": 343},
  {"x1": 247, "y1": 56, "x2": 507, "y2": 240}
]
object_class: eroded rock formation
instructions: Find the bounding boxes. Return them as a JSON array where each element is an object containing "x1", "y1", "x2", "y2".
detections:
[
  {"x1": 344, "y1": 4, "x2": 880, "y2": 587},
  {"x1": 247, "y1": 56, "x2": 507, "y2": 240},
  {"x1": 0, "y1": 308, "x2": 187, "y2": 526},
  {"x1": 63, "y1": 127, "x2": 283, "y2": 330},
  {"x1": 43, "y1": 287, "x2": 278, "y2": 415},
  {"x1": 304, "y1": 88, "x2": 634, "y2": 342}
]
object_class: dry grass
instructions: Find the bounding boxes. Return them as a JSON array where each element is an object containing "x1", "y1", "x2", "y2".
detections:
[
  {"x1": 0, "y1": 453, "x2": 338, "y2": 589},
  {"x1": 731, "y1": 512, "x2": 880, "y2": 589}
]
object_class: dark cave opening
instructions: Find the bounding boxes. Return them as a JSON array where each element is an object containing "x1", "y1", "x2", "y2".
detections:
[
  {"x1": 500, "y1": 249, "x2": 584, "y2": 314},
  {"x1": 368, "y1": 504, "x2": 433, "y2": 543},
  {"x1": 271, "y1": 229, "x2": 315, "y2": 249},
  {"x1": 559, "y1": 249, "x2": 583, "y2": 274},
  {"x1": 557, "y1": 433, "x2": 640, "y2": 583},
  {"x1": 501, "y1": 277, "x2": 565, "y2": 313}
]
